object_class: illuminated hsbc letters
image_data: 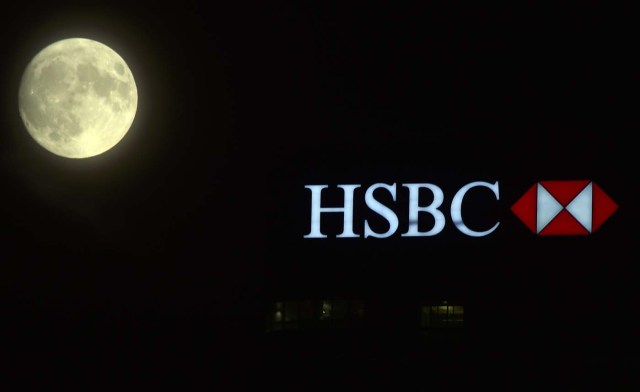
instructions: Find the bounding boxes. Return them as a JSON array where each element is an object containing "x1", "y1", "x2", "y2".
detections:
[
  {"x1": 304, "y1": 181, "x2": 500, "y2": 238},
  {"x1": 304, "y1": 180, "x2": 618, "y2": 238}
]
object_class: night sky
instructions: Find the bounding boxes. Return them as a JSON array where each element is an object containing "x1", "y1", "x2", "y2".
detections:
[{"x1": 1, "y1": 1, "x2": 638, "y2": 390}]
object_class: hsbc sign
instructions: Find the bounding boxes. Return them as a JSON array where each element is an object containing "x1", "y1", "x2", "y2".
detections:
[{"x1": 304, "y1": 180, "x2": 617, "y2": 238}]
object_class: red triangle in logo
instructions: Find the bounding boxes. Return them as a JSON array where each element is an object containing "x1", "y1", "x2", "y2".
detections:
[
  {"x1": 539, "y1": 180, "x2": 590, "y2": 206},
  {"x1": 510, "y1": 183, "x2": 537, "y2": 233},
  {"x1": 539, "y1": 209, "x2": 589, "y2": 236},
  {"x1": 592, "y1": 183, "x2": 618, "y2": 232}
]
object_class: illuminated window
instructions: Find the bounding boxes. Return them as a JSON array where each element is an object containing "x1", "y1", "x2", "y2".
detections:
[
  {"x1": 320, "y1": 300, "x2": 332, "y2": 320},
  {"x1": 268, "y1": 301, "x2": 283, "y2": 331},
  {"x1": 420, "y1": 302, "x2": 464, "y2": 328}
]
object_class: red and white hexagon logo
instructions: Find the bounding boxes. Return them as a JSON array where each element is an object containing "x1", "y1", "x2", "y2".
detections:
[{"x1": 511, "y1": 180, "x2": 618, "y2": 235}]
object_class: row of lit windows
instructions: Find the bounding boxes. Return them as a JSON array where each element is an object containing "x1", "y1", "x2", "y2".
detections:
[
  {"x1": 420, "y1": 303, "x2": 464, "y2": 328},
  {"x1": 266, "y1": 299, "x2": 366, "y2": 332},
  {"x1": 266, "y1": 300, "x2": 463, "y2": 332}
]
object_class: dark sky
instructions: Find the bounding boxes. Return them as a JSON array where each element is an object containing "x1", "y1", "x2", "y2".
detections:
[{"x1": 1, "y1": 1, "x2": 638, "y2": 389}]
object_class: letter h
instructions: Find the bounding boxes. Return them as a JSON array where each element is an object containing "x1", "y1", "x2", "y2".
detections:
[{"x1": 304, "y1": 185, "x2": 360, "y2": 238}]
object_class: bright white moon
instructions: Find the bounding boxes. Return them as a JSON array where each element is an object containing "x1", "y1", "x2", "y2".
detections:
[{"x1": 18, "y1": 38, "x2": 138, "y2": 159}]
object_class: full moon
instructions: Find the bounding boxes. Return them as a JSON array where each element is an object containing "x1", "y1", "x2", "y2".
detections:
[{"x1": 18, "y1": 38, "x2": 138, "y2": 159}]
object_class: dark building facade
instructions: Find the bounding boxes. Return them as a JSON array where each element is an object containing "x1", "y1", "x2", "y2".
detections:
[{"x1": 258, "y1": 169, "x2": 638, "y2": 390}]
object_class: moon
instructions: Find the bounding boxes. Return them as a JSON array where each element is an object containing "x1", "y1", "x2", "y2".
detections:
[{"x1": 18, "y1": 38, "x2": 138, "y2": 159}]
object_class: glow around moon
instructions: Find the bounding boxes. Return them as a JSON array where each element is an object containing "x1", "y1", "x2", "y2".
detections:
[{"x1": 18, "y1": 38, "x2": 138, "y2": 159}]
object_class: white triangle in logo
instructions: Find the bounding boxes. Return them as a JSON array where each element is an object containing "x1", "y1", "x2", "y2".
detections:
[
  {"x1": 537, "y1": 183, "x2": 563, "y2": 233},
  {"x1": 566, "y1": 182, "x2": 593, "y2": 233}
]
